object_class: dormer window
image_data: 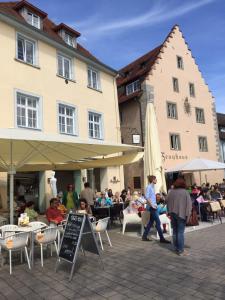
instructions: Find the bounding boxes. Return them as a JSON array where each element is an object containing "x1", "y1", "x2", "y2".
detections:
[
  {"x1": 64, "y1": 32, "x2": 75, "y2": 47},
  {"x1": 54, "y1": 23, "x2": 80, "y2": 49},
  {"x1": 27, "y1": 11, "x2": 40, "y2": 29},
  {"x1": 14, "y1": 1, "x2": 47, "y2": 30}
]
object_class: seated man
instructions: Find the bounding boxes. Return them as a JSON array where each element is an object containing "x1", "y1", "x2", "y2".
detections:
[
  {"x1": 46, "y1": 198, "x2": 64, "y2": 225},
  {"x1": 97, "y1": 192, "x2": 113, "y2": 207}
]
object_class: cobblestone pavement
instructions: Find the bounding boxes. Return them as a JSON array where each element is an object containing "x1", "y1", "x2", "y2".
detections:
[{"x1": 0, "y1": 223, "x2": 225, "y2": 300}]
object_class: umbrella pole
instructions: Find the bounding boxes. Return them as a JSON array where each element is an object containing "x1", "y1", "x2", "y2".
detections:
[
  {"x1": 9, "y1": 170, "x2": 15, "y2": 224},
  {"x1": 199, "y1": 171, "x2": 202, "y2": 185}
]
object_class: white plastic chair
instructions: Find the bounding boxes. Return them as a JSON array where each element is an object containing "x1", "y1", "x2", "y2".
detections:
[
  {"x1": 122, "y1": 209, "x2": 142, "y2": 234},
  {"x1": 35, "y1": 227, "x2": 58, "y2": 267},
  {"x1": 92, "y1": 217, "x2": 112, "y2": 251},
  {"x1": 0, "y1": 225, "x2": 19, "y2": 238},
  {"x1": 28, "y1": 221, "x2": 47, "y2": 232},
  {"x1": 0, "y1": 232, "x2": 31, "y2": 274},
  {"x1": 156, "y1": 214, "x2": 172, "y2": 239}
]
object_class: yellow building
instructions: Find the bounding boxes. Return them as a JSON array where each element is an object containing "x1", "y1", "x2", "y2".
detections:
[
  {"x1": 117, "y1": 25, "x2": 222, "y2": 190},
  {"x1": 0, "y1": 0, "x2": 123, "y2": 212}
]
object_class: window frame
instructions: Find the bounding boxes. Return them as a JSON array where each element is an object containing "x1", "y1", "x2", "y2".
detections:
[
  {"x1": 126, "y1": 80, "x2": 140, "y2": 96},
  {"x1": 172, "y1": 77, "x2": 179, "y2": 93},
  {"x1": 87, "y1": 66, "x2": 101, "y2": 91},
  {"x1": 198, "y1": 136, "x2": 208, "y2": 152},
  {"x1": 169, "y1": 133, "x2": 181, "y2": 151},
  {"x1": 27, "y1": 11, "x2": 41, "y2": 29},
  {"x1": 167, "y1": 101, "x2": 178, "y2": 119},
  {"x1": 14, "y1": 89, "x2": 42, "y2": 130},
  {"x1": 16, "y1": 32, "x2": 38, "y2": 66},
  {"x1": 176, "y1": 55, "x2": 184, "y2": 69},
  {"x1": 64, "y1": 32, "x2": 75, "y2": 47},
  {"x1": 189, "y1": 82, "x2": 195, "y2": 97},
  {"x1": 57, "y1": 52, "x2": 73, "y2": 80},
  {"x1": 195, "y1": 107, "x2": 205, "y2": 124},
  {"x1": 88, "y1": 110, "x2": 104, "y2": 140},
  {"x1": 57, "y1": 101, "x2": 78, "y2": 136}
]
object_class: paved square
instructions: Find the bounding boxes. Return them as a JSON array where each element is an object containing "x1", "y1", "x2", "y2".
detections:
[{"x1": 0, "y1": 223, "x2": 225, "y2": 299}]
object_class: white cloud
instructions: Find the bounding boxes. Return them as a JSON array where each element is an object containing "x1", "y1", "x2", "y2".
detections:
[{"x1": 74, "y1": 0, "x2": 215, "y2": 38}]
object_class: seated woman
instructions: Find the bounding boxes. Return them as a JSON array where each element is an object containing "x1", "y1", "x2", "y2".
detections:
[
  {"x1": 156, "y1": 193, "x2": 167, "y2": 233},
  {"x1": 97, "y1": 192, "x2": 113, "y2": 207},
  {"x1": 113, "y1": 192, "x2": 123, "y2": 204},
  {"x1": 77, "y1": 198, "x2": 92, "y2": 215},
  {"x1": 126, "y1": 192, "x2": 139, "y2": 214},
  {"x1": 24, "y1": 201, "x2": 38, "y2": 222}
]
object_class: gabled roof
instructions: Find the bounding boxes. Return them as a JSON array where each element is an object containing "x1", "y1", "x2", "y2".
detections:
[
  {"x1": 217, "y1": 113, "x2": 225, "y2": 126},
  {"x1": 217, "y1": 113, "x2": 225, "y2": 140},
  {"x1": 54, "y1": 23, "x2": 81, "y2": 37},
  {"x1": 117, "y1": 45, "x2": 162, "y2": 87},
  {"x1": 14, "y1": 0, "x2": 48, "y2": 18},
  {"x1": 0, "y1": 1, "x2": 115, "y2": 73},
  {"x1": 117, "y1": 25, "x2": 184, "y2": 104}
]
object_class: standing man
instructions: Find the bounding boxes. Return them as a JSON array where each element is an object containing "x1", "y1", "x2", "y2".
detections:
[
  {"x1": 80, "y1": 182, "x2": 95, "y2": 206},
  {"x1": 142, "y1": 175, "x2": 170, "y2": 243}
]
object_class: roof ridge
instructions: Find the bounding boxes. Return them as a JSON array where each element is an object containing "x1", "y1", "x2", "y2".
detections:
[{"x1": 119, "y1": 44, "x2": 163, "y2": 72}]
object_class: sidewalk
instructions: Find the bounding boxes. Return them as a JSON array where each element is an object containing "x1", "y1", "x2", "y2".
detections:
[{"x1": 0, "y1": 222, "x2": 225, "y2": 299}]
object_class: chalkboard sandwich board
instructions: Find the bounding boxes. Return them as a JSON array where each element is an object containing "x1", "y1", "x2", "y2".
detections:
[{"x1": 56, "y1": 213, "x2": 101, "y2": 280}]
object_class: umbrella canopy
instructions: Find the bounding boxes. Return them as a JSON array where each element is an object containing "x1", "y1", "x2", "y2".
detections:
[
  {"x1": 165, "y1": 158, "x2": 225, "y2": 173},
  {"x1": 12, "y1": 152, "x2": 144, "y2": 172},
  {"x1": 0, "y1": 128, "x2": 141, "y2": 223},
  {"x1": 144, "y1": 102, "x2": 167, "y2": 193},
  {"x1": 0, "y1": 128, "x2": 140, "y2": 171}
]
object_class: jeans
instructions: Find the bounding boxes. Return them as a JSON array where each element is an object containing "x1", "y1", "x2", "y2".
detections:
[
  {"x1": 170, "y1": 213, "x2": 186, "y2": 253},
  {"x1": 142, "y1": 207, "x2": 164, "y2": 240}
]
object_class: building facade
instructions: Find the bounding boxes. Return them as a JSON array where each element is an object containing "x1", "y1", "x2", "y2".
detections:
[
  {"x1": 0, "y1": 0, "x2": 123, "y2": 212},
  {"x1": 217, "y1": 113, "x2": 225, "y2": 165},
  {"x1": 117, "y1": 25, "x2": 222, "y2": 190}
]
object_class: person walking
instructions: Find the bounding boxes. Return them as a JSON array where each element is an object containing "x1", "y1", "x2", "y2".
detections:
[
  {"x1": 166, "y1": 178, "x2": 192, "y2": 256},
  {"x1": 142, "y1": 175, "x2": 170, "y2": 243},
  {"x1": 80, "y1": 182, "x2": 95, "y2": 206}
]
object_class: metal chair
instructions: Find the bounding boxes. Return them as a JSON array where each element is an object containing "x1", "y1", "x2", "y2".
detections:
[
  {"x1": 0, "y1": 232, "x2": 31, "y2": 274},
  {"x1": 0, "y1": 225, "x2": 19, "y2": 238},
  {"x1": 92, "y1": 217, "x2": 112, "y2": 250},
  {"x1": 35, "y1": 227, "x2": 58, "y2": 267}
]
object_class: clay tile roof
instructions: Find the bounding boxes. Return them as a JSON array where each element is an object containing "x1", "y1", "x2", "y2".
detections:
[
  {"x1": 0, "y1": 1, "x2": 108, "y2": 70},
  {"x1": 217, "y1": 113, "x2": 225, "y2": 140},
  {"x1": 54, "y1": 23, "x2": 80, "y2": 37},
  {"x1": 119, "y1": 90, "x2": 143, "y2": 105},
  {"x1": 14, "y1": 0, "x2": 48, "y2": 18},
  {"x1": 117, "y1": 45, "x2": 163, "y2": 88},
  {"x1": 217, "y1": 113, "x2": 225, "y2": 126}
]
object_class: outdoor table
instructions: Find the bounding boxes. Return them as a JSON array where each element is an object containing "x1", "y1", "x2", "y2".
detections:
[
  {"x1": 2, "y1": 224, "x2": 47, "y2": 268},
  {"x1": 92, "y1": 206, "x2": 111, "y2": 220}
]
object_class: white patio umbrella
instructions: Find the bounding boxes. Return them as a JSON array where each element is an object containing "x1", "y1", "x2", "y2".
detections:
[
  {"x1": 0, "y1": 128, "x2": 140, "y2": 224},
  {"x1": 165, "y1": 158, "x2": 225, "y2": 184},
  {"x1": 144, "y1": 101, "x2": 167, "y2": 193},
  {"x1": 165, "y1": 158, "x2": 225, "y2": 173}
]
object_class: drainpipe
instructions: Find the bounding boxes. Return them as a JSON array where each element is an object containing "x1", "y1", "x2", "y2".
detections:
[{"x1": 137, "y1": 97, "x2": 144, "y2": 147}]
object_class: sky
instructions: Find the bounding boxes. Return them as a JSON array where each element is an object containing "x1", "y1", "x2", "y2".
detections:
[{"x1": 7, "y1": 0, "x2": 225, "y2": 112}]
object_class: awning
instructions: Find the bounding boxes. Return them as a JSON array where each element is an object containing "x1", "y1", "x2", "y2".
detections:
[
  {"x1": 0, "y1": 128, "x2": 142, "y2": 224},
  {"x1": 13, "y1": 152, "x2": 144, "y2": 172}
]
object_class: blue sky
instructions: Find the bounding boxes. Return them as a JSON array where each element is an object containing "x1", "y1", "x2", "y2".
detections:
[{"x1": 9, "y1": 0, "x2": 225, "y2": 112}]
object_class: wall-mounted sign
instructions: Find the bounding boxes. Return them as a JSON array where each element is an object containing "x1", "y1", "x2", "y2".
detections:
[
  {"x1": 132, "y1": 134, "x2": 140, "y2": 144},
  {"x1": 162, "y1": 153, "x2": 188, "y2": 160}
]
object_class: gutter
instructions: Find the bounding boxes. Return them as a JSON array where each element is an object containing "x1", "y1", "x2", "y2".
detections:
[{"x1": 0, "y1": 11, "x2": 117, "y2": 76}]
